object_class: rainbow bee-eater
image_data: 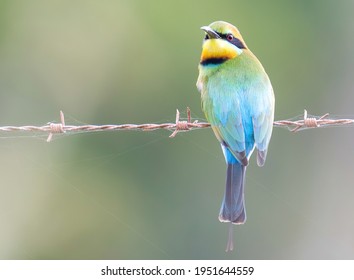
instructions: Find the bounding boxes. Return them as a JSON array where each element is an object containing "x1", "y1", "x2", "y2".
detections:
[{"x1": 196, "y1": 21, "x2": 275, "y2": 251}]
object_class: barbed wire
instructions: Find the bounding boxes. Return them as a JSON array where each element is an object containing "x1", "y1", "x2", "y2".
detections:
[{"x1": 0, "y1": 108, "x2": 353, "y2": 142}]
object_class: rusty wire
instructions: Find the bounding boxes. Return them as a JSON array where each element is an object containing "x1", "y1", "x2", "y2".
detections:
[{"x1": 0, "y1": 108, "x2": 353, "y2": 142}]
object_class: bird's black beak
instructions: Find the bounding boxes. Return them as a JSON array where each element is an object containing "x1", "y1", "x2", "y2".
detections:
[{"x1": 200, "y1": 26, "x2": 220, "y2": 39}]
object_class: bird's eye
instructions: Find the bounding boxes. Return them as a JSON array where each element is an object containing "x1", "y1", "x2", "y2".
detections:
[
  {"x1": 204, "y1": 34, "x2": 210, "y2": 40},
  {"x1": 226, "y1": 34, "x2": 234, "y2": 41}
]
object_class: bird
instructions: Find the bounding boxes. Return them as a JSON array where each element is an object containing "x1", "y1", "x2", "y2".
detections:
[{"x1": 196, "y1": 21, "x2": 275, "y2": 251}]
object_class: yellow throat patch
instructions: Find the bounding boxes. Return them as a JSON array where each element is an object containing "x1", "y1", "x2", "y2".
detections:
[{"x1": 200, "y1": 39, "x2": 241, "y2": 63}]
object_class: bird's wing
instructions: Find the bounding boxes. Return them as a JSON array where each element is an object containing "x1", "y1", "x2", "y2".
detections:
[
  {"x1": 204, "y1": 96, "x2": 247, "y2": 165},
  {"x1": 252, "y1": 86, "x2": 274, "y2": 166}
]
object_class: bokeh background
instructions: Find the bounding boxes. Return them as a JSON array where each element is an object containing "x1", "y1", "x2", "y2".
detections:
[{"x1": 0, "y1": 0, "x2": 354, "y2": 259}]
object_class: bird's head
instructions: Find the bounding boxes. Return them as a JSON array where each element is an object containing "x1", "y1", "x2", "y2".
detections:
[{"x1": 199, "y1": 21, "x2": 247, "y2": 66}]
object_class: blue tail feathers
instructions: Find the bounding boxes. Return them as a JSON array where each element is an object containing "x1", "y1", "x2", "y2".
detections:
[{"x1": 218, "y1": 162, "x2": 247, "y2": 224}]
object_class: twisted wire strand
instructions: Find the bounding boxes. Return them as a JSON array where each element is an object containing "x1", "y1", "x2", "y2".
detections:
[{"x1": 0, "y1": 109, "x2": 352, "y2": 142}]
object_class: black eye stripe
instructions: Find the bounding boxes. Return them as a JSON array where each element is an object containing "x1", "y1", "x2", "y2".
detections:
[{"x1": 215, "y1": 32, "x2": 246, "y2": 49}]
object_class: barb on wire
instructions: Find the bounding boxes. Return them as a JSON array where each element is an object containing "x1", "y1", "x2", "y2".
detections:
[
  {"x1": 0, "y1": 108, "x2": 353, "y2": 142},
  {"x1": 273, "y1": 109, "x2": 354, "y2": 131},
  {"x1": 47, "y1": 110, "x2": 66, "y2": 142}
]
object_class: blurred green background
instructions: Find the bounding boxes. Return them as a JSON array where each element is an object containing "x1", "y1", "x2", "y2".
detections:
[{"x1": 1, "y1": 0, "x2": 354, "y2": 259}]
